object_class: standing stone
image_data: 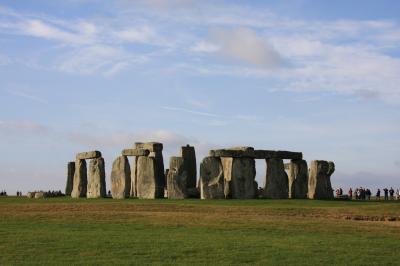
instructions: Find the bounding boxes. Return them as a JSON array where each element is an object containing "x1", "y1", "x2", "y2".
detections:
[
  {"x1": 135, "y1": 142, "x2": 165, "y2": 190},
  {"x1": 111, "y1": 156, "x2": 131, "y2": 199},
  {"x1": 199, "y1": 156, "x2": 225, "y2": 199},
  {"x1": 264, "y1": 158, "x2": 289, "y2": 199},
  {"x1": 287, "y1": 159, "x2": 308, "y2": 199},
  {"x1": 71, "y1": 159, "x2": 87, "y2": 198},
  {"x1": 180, "y1": 145, "x2": 197, "y2": 189},
  {"x1": 136, "y1": 156, "x2": 164, "y2": 199},
  {"x1": 326, "y1": 161, "x2": 335, "y2": 199},
  {"x1": 167, "y1": 157, "x2": 187, "y2": 199},
  {"x1": 308, "y1": 160, "x2": 330, "y2": 200},
  {"x1": 65, "y1": 162, "x2": 75, "y2": 196},
  {"x1": 130, "y1": 157, "x2": 138, "y2": 197},
  {"x1": 87, "y1": 157, "x2": 106, "y2": 198},
  {"x1": 222, "y1": 157, "x2": 257, "y2": 199}
]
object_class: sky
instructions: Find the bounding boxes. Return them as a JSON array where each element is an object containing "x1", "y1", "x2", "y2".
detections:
[{"x1": 0, "y1": 0, "x2": 399, "y2": 194}]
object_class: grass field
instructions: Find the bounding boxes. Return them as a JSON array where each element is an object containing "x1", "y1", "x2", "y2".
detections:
[{"x1": 0, "y1": 197, "x2": 399, "y2": 265}]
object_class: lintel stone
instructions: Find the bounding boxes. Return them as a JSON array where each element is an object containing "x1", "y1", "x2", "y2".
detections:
[
  {"x1": 76, "y1": 151, "x2": 102, "y2": 160},
  {"x1": 122, "y1": 148, "x2": 150, "y2": 157}
]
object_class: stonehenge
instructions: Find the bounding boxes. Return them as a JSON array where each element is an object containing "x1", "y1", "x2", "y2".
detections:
[
  {"x1": 64, "y1": 143, "x2": 336, "y2": 201},
  {"x1": 70, "y1": 150, "x2": 106, "y2": 198}
]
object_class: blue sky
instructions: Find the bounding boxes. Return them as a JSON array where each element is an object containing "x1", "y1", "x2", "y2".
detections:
[{"x1": 0, "y1": 0, "x2": 399, "y2": 193}]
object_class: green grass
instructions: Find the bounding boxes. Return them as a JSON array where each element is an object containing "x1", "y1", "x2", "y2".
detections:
[{"x1": 0, "y1": 197, "x2": 399, "y2": 265}]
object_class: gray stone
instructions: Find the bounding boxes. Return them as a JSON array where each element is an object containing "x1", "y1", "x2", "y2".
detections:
[
  {"x1": 71, "y1": 159, "x2": 87, "y2": 198},
  {"x1": 199, "y1": 156, "x2": 225, "y2": 199},
  {"x1": 326, "y1": 161, "x2": 335, "y2": 199},
  {"x1": 148, "y1": 151, "x2": 165, "y2": 190},
  {"x1": 264, "y1": 158, "x2": 289, "y2": 199},
  {"x1": 130, "y1": 157, "x2": 138, "y2": 197},
  {"x1": 65, "y1": 161, "x2": 75, "y2": 196},
  {"x1": 287, "y1": 159, "x2": 308, "y2": 199},
  {"x1": 76, "y1": 151, "x2": 102, "y2": 160},
  {"x1": 136, "y1": 156, "x2": 164, "y2": 199},
  {"x1": 254, "y1": 150, "x2": 302, "y2": 160},
  {"x1": 111, "y1": 156, "x2": 131, "y2": 199},
  {"x1": 27, "y1": 192, "x2": 36, "y2": 198},
  {"x1": 308, "y1": 160, "x2": 333, "y2": 200},
  {"x1": 121, "y1": 148, "x2": 150, "y2": 157},
  {"x1": 87, "y1": 157, "x2": 106, "y2": 198},
  {"x1": 209, "y1": 147, "x2": 255, "y2": 158},
  {"x1": 222, "y1": 157, "x2": 257, "y2": 199},
  {"x1": 134, "y1": 142, "x2": 163, "y2": 152},
  {"x1": 180, "y1": 145, "x2": 197, "y2": 189},
  {"x1": 167, "y1": 157, "x2": 187, "y2": 199}
]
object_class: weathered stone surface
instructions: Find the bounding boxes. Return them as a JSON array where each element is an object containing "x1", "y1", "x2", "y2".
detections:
[
  {"x1": 209, "y1": 147, "x2": 255, "y2": 158},
  {"x1": 222, "y1": 157, "x2": 257, "y2": 199},
  {"x1": 187, "y1": 187, "x2": 200, "y2": 198},
  {"x1": 180, "y1": 145, "x2": 197, "y2": 189},
  {"x1": 87, "y1": 157, "x2": 106, "y2": 198},
  {"x1": 121, "y1": 148, "x2": 150, "y2": 157},
  {"x1": 71, "y1": 159, "x2": 87, "y2": 198},
  {"x1": 167, "y1": 157, "x2": 187, "y2": 199},
  {"x1": 136, "y1": 156, "x2": 164, "y2": 199},
  {"x1": 110, "y1": 156, "x2": 131, "y2": 199},
  {"x1": 148, "y1": 151, "x2": 165, "y2": 190},
  {"x1": 130, "y1": 157, "x2": 138, "y2": 197},
  {"x1": 264, "y1": 158, "x2": 289, "y2": 199},
  {"x1": 134, "y1": 142, "x2": 163, "y2": 152},
  {"x1": 34, "y1": 192, "x2": 45, "y2": 199},
  {"x1": 308, "y1": 160, "x2": 333, "y2": 200},
  {"x1": 65, "y1": 161, "x2": 75, "y2": 196},
  {"x1": 27, "y1": 192, "x2": 36, "y2": 198},
  {"x1": 199, "y1": 156, "x2": 225, "y2": 199},
  {"x1": 76, "y1": 151, "x2": 102, "y2": 160},
  {"x1": 254, "y1": 150, "x2": 302, "y2": 160},
  {"x1": 287, "y1": 159, "x2": 308, "y2": 199},
  {"x1": 326, "y1": 161, "x2": 335, "y2": 199}
]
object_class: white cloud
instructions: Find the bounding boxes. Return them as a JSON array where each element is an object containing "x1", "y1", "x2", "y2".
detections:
[
  {"x1": 0, "y1": 120, "x2": 49, "y2": 135},
  {"x1": 191, "y1": 41, "x2": 219, "y2": 53},
  {"x1": 113, "y1": 26, "x2": 156, "y2": 43}
]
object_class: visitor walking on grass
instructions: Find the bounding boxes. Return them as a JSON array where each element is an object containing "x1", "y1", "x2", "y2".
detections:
[{"x1": 384, "y1": 188, "x2": 389, "y2": 200}]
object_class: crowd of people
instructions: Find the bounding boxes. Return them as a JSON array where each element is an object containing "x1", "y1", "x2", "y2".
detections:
[
  {"x1": 0, "y1": 190, "x2": 7, "y2": 196},
  {"x1": 336, "y1": 187, "x2": 400, "y2": 200}
]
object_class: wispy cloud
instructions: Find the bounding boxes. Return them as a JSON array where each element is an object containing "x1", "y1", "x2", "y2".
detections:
[
  {"x1": 161, "y1": 106, "x2": 220, "y2": 118},
  {"x1": 8, "y1": 90, "x2": 48, "y2": 104}
]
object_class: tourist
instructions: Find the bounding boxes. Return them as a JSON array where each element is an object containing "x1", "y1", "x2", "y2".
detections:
[
  {"x1": 366, "y1": 189, "x2": 371, "y2": 200},
  {"x1": 383, "y1": 188, "x2": 389, "y2": 200},
  {"x1": 348, "y1": 188, "x2": 353, "y2": 199},
  {"x1": 376, "y1": 189, "x2": 381, "y2": 200},
  {"x1": 389, "y1": 187, "x2": 395, "y2": 200}
]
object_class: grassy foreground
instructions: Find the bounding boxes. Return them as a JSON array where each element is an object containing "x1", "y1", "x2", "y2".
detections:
[{"x1": 0, "y1": 197, "x2": 399, "y2": 265}]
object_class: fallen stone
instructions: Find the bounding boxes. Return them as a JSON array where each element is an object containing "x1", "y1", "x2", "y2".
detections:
[
  {"x1": 110, "y1": 156, "x2": 131, "y2": 199},
  {"x1": 121, "y1": 148, "x2": 150, "y2": 157},
  {"x1": 76, "y1": 151, "x2": 102, "y2": 160},
  {"x1": 34, "y1": 192, "x2": 45, "y2": 199},
  {"x1": 199, "y1": 156, "x2": 225, "y2": 199},
  {"x1": 287, "y1": 159, "x2": 308, "y2": 199},
  {"x1": 134, "y1": 142, "x2": 163, "y2": 152},
  {"x1": 167, "y1": 157, "x2": 187, "y2": 199},
  {"x1": 180, "y1": 145, "x2": 197, "y2": 189},
  {"x1": 222, "y1": 157, "x2": 257, "y2": 199},
  {"x1": 65, "y1": 161, "x2": 75, "y2": 196},
  {"x1": 71, "y1": 159, "x2": 87, "y2": 198},
  {"x1": 308, "y1": 160, "x2": 331, "y2": 199},
  {"x1": 136, "y1": 156, "x2": 164, "y2": 199},
  {"x1": 87, "y1": 157, "x2": 106, "y2": 198},
  {"x1": 263, "y1": 158, "x2": 289, "y2": 199}
]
